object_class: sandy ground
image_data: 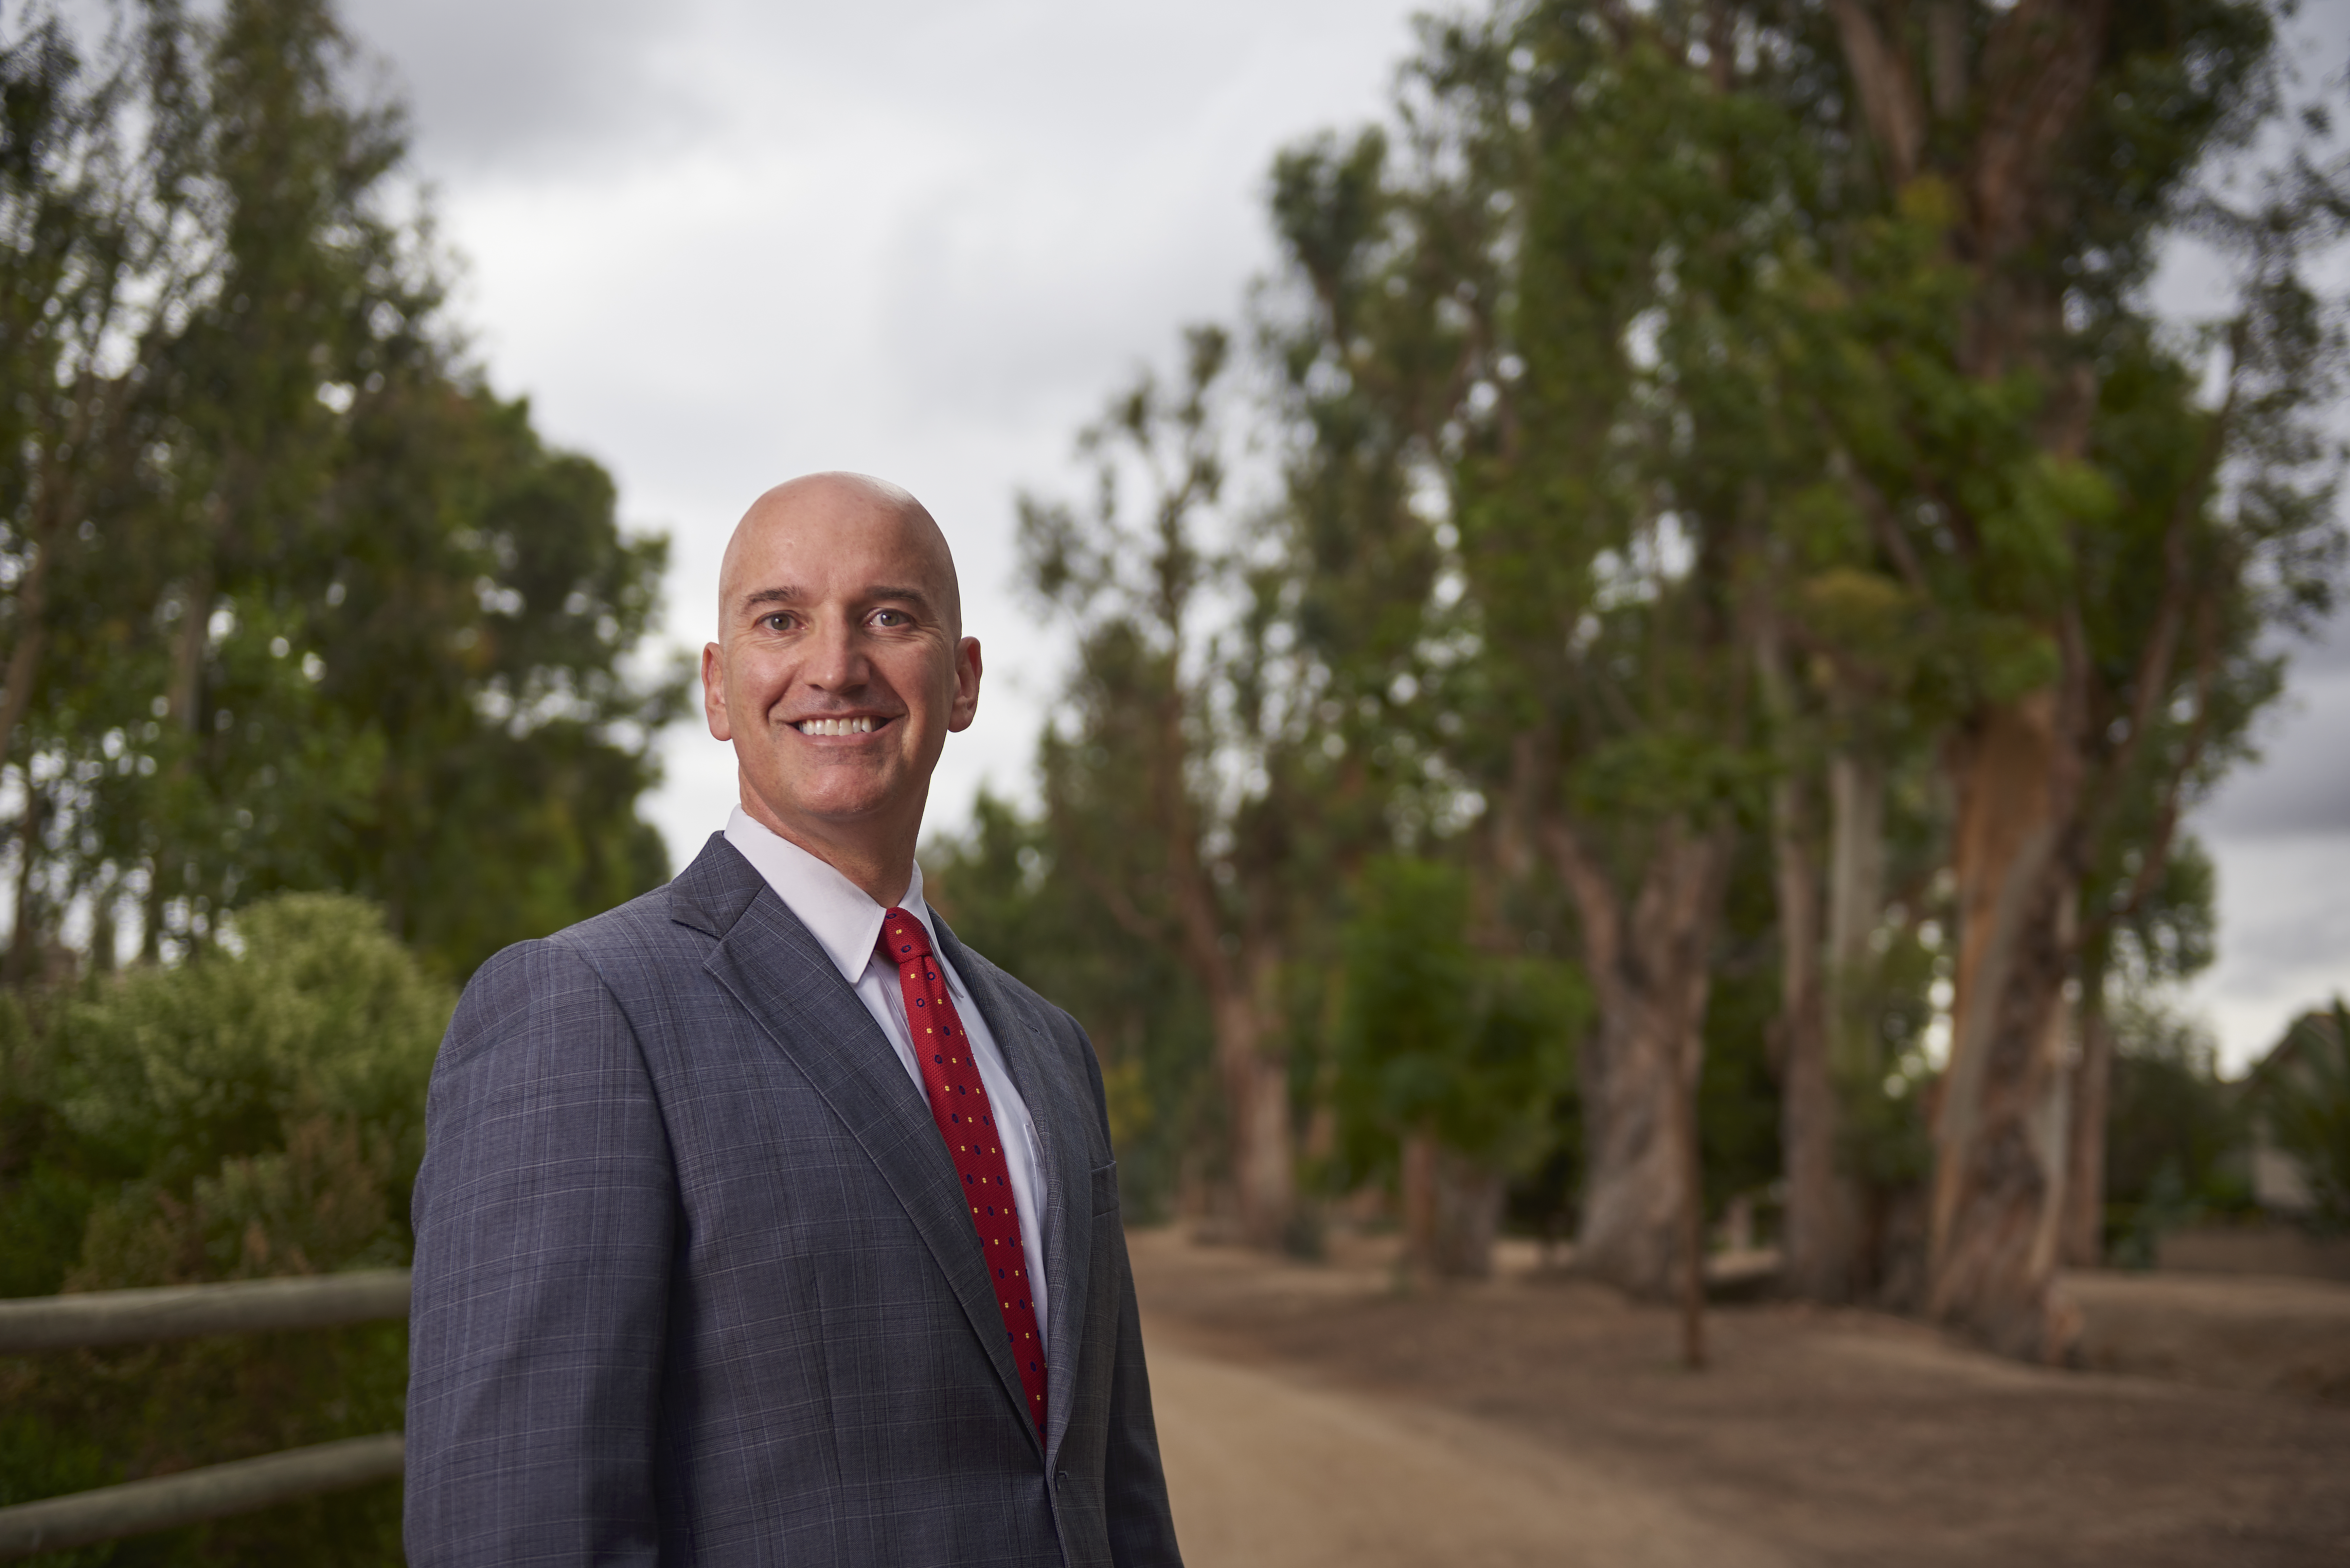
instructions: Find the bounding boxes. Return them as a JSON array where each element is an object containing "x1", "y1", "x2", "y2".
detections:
[
  {"x1": 1130, "y1": 1229, "x2": 2350, "y2": 1568},
  {"x1": 1151, "y1": 1335, "x2": 1795, "y2": 1568}
]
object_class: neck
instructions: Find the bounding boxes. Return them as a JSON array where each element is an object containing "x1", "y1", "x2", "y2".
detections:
[{"x1": 739, "y1": 786, "x2": 919, "y2": 907}]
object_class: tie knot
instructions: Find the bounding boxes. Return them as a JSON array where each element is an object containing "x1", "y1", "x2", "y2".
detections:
[{"x1": 878, "y1": 907, "x2": 935, "y2": 965}]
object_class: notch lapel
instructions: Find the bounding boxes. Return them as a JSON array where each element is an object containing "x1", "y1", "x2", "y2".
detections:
[
  {"x1": 932, "y1": 917, "x2": 1095, "y2": 1467},
  {"x1": 696, "y1": 875, "x2": 1040, "y2": 1451}
]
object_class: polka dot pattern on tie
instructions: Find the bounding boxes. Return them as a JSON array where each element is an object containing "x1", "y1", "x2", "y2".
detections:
[{"x1": 879, "y1": 908, "x2": 1047, "y2": 1438}]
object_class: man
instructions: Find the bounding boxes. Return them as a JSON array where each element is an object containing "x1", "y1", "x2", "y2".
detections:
[{"x1": 405, "y1": 473, "x2": 1184, "y2": 1566}]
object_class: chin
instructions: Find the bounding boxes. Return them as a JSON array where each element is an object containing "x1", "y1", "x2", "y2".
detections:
[{"x1": 764, "y1": 775, "x2": 904, "y2": 827}]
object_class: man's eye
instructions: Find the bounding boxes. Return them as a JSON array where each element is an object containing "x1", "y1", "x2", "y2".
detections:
[
  {"x1": 872, "y1": 609, "x2": 908, "y2": 627},
  {"x1": 761, "y1": 613, "x2": 793, "y2": 632}
]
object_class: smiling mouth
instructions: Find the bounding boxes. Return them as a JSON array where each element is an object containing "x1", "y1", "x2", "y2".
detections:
[{"x1": 795, "y1": 716, "x2": 887, "y2": 736}]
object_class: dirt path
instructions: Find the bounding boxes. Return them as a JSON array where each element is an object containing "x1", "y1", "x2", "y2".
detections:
[
  {"x1": 1149, "y1": 1331, "x2": 1791, "y2": 1568},
  {"x1": 1129, "y1": 1229, "x2": 2350, "y2": 1568}
]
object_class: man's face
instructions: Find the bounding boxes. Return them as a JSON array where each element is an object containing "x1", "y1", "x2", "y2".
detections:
[{"x1": 702, "y1": 482, "x2": 981, "y2": 853}]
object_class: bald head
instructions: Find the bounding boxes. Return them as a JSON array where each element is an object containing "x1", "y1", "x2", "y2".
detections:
[
  {"x1": 719, "y1": 472, "x2": 961, "y2": 640},
  {"x1": 701, "y1": 470, "x2": 982, "y2": 902}
]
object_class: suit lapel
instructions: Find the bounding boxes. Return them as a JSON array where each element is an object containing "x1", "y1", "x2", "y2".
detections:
[
  {"x1": 682, "y1": 841, "x2": 1040, "y2": 1450},
  {"x1": 932, "y1": 916, "x2": 1095, "y2": 1467}
]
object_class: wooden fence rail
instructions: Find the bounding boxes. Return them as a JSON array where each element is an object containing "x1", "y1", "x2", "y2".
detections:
[
  {"x1": 0, "y1": 1436, "x2": 407, "y2": 1560},
  {"x1": 0, "y1": 1269, "x2": 412, "y2": 1354},
  {"x1": 0, "y1": 1271, "x2": 412, "y2": 1562}
]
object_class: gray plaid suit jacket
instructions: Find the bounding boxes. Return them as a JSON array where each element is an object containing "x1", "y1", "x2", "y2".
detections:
[{"x1": 404, "y1": 834, "x2": 1183, "y2": 1567}]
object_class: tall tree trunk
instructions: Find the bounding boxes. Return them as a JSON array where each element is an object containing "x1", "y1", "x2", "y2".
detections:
[
  {"x1": 1210, "y1": 943, "x2": 1294, "y2": 1250},
  {"x1": 5, "y1": 782, "x2": 45, "y2": 986},
  {"x1": 0, "y1": 378, "x2": 109, "y2": 781},
  {"x1": 1772, "y1": 768, "x2": 1844, "y2": 1301},
  {"x1": 1676, "y1": 1020, "x2": 1708, "y2": 1369},
  {"x1": 0, "y1": 544, "x2": 55, "y2": 789},
  {"x1": 1930, "y1": 690, "x2": 2082, "y2": 1361},
  {"x1": 1401, "y1": 1130, "x2": 1505, "y2": 1280},
  {"x1": 2061, "y1": 958, "x2": 2113, "y2": 1267},
  {"x1": 140, "y1": 564, "x2": 218, "y2": 961},
  {"x1": 1756, "y1": 611, "x2": 1844, "y2": 1301},
  {"x1": 1148, "y1": 648, "x2": 1295, "y2": 1249},
  {"x1": 1825, "y1": 751, "x2": 1887, "y2": 1079},
  {"x1": 1542, "y1": 812, "x2": 1733, "y2": 1300},
  {"x1": 1818, "y1": 749, "x2": 1889, "y2": 1292}
]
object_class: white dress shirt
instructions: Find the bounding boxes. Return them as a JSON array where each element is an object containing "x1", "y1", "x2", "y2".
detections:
[{"x1": 723, "y1": 806, "x2": 1049, "y2": 1337}]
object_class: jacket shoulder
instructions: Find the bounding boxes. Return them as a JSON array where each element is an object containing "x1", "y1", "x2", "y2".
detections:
[{"x1": 461, "y1": 833, "x2": 763, "y2": 1003}]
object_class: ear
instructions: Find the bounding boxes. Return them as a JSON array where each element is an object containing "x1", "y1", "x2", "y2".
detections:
[
  {"x1": 946, "y1": 636, "x2": 983, "y2": 733},
  {"x1": 702, "y1": 643, "x2": 732, "y2": 741}
]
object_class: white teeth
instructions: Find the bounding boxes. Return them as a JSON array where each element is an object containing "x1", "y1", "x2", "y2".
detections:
[{"x1": 798, "y1": 716, "x2": 877, "y2": 735}]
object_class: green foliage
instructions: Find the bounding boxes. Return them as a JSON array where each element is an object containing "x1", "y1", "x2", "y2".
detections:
[
  {"x1": 0, "y1": 0, "x2": 681, "y2": 985},
  {"x1": 50, "y1": 895, "x2": 445, "y2": 1194},
  {"x1": 2261, "y1": 1000, "x2": 2350, "y2": 1232},
  {"x1": 2102, "y1": 993, "x2": 2249, "y2": 1264},
  {"x1": 1333, "y1": 857, "x2": 1584, "y2": 1181},
  {"x1": 923, "y1": 793, "x2": 1211, "y2": 1221},
  {"x1": 0, "y1": 893, "x2": 444, "y2": 1565}
]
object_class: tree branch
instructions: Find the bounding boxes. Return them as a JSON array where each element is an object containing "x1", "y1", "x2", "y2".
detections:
[
  {"x1": 2082, "y1": 324, "x2": 2241, "y2": 848},
  {"x1": 1831, "y1": 0, "x2": 1928, "y2": 187}
]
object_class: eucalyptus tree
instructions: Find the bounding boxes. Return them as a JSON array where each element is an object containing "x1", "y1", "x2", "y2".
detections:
[
  {"x1": 1015, "y1": 270, "x2": 1462, "y2": 1249},
  {"x1": 1809, "y1": 0, "x2": 2346, "y2": 1357},
  {"x1": 1016, "y1": 328, "x2": 1311, "y2": 1247},
  {"x1": 1262, "y1": 8, "x2": 1845, "y2": 1300},
  {"x1": 0, "y1": 0, "x2": 681, "y2": 982},
  {"x1": 1252, "y1": 0, "x2": 2346, "y2": 1345}
]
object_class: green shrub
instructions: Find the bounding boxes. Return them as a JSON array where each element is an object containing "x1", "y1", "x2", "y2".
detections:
[
  {"x1": 1334, "y1": 858, "x2": 1587, "y2": 1218},
  {"x1": 0, "y1": 893, "x2": 448, "y2": 1566},
  {"x1": 2102, "y1": 993, "x2": 2250, "y2": 1264},
  {"x1": 2263, "y1": 999, "x2": 2350, "y2": 1233}
]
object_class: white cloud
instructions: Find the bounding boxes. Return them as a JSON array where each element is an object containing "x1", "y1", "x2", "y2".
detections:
[{"x1": 346, "y1": 1, "x2": 1425, "y2": 863}]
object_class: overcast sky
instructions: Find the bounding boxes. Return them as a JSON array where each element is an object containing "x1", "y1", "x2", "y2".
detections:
[{"x1": 327, "y1": 0, "x2": 2349, "y2": 1073}]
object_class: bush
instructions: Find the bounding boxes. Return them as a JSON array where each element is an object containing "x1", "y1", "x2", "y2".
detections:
[
  {"x1": 2262, "y1": 999, "x2": 2350, "y2": 1233},
  {"x1": 0, "y1": 893, "x2": 448, "y2": 1566},
  {"x1": 1334, "y1": 857, "x2": 1587, "y2": 1273},
  {"x1": 2102, "y1": 993, "x2": 2250, "y2": 1265}
]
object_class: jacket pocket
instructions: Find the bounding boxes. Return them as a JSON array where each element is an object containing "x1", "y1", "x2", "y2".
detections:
[{"x1": 1089, "y1": 1160, "x2": 1119, "y2": 1217}]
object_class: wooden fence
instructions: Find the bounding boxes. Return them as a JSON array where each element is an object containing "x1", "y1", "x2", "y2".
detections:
[{"x1": 0, "y1": 1271, "x2": 411, "y2": 1561}]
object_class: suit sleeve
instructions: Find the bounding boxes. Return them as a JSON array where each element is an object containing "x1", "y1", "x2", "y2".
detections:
[
  {"x1": 1072, "y1": 1021, "x2": 1185, "y2": 1568},
  {"x1": 404, "y1": 940, "x2": 675, "y2": 1568},
  {"x1": 1101, "y1": 1223, "x2": 1184, "y2": 1567}
]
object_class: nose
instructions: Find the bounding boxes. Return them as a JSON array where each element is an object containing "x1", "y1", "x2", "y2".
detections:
[{"x1": 802, "y1": 609, "x2": 871, "y2": 694}]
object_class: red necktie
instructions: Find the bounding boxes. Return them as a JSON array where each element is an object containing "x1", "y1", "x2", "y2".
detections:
[{"x1": 878, "y1": 908, "x2": 1048, "y2": 1437}]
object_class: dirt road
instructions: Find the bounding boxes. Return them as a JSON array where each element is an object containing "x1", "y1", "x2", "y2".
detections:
[
  {"x1": 1150, "y1": 1330, "x2": 1790, "y2": 1568},
  {"x1": 1130, "y1": 1229, "x2": 2350, "y2": 1568}
]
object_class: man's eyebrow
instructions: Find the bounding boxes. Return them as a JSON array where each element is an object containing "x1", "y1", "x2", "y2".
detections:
[{"x1": 738, "y1": 585, "x2": 937, "y2": 612}]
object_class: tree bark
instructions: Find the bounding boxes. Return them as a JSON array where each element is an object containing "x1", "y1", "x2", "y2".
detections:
[
  {"x1": 5, "y1": 782, "x2": 45, "y2": 986},
  {"x1": 2060, "y1": 964, "x2": 2113, "y2": 1267},
  {"x1": 1756, "y1": 609, "x2": 1846, "y2": 1302},
  {"x1": 1147, "y1": 650, "x2": 1294, "y2": 1249},
  {"x1": 1400, "y1": 1131, "x2": 1504, "y2": 1280},
  {"x1": 1773, "y1": 767, "x2": 1845, "y2": 1301},
  {"x1": 1677, "y1": 1019, "x2": 1708, "y2": 1369},
  {"x1": 1830, "y1": 0, "x2": 1927, "y2": 186},
  {"x1": 1542, "y1": 812, "x2": 1733, "y2": 1300},
  {"x1": 1929, "y1": 690, "x2": 2083, "y2": 1361},
  {"x1": 1210, "y1": 946, "x2": 1295, "y2": 1250},
  {"x1": 1825, "y1": 750, "x2": 1887, "y2": 1081},
  {"x1": 0, "y1": 543, "x2": 55, "y2": 795}
]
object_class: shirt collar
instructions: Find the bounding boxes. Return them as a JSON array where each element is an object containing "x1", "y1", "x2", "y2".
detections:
[{"x1": 723, "y1": 805, "x2": 938, "y2": 987}]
